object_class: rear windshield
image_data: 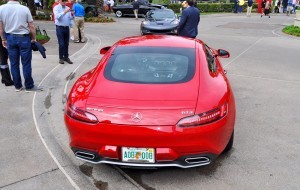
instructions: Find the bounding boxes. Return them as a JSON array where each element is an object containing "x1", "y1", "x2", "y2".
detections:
[
  {"x1": 148, "y1": 10, "x2": 175, "y2": 19},
  {"x1": 104, "y1": 46, "x2": 196, "y2": 84}
]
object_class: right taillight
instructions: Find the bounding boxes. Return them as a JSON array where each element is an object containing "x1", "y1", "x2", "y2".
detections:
[
  {"x1": 176, "y1": 103, "x2": 228, "y2": 127},
  {"x1": 66, "y1": 103, "x2": 98, "y2": 124}
]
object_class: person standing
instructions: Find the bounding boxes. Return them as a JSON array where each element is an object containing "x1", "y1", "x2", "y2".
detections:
[
  {"x1": 108, "y1": 0, "x2": 114, "y2": 13},
  {"x1": 52, "y1": 0, "x2": 60, "y2": 22},
  {"x1": 72, "y1": 0, "x2": 85, "y2": 43},
  {"x1": 0, "y1": 36, "x2": 14, "y2": 86},
  {"x1": 177, "y1": 0, "x2": 200, "y2": 38},
  {"x1": 247, "y1": 0, "x2": 253, "y2": 16},
  {"x1": 282, "y1": 0, "x2": 288, "y2": 13},
  {"x1": 53, "y1": 0, "x2": 74, "y2": 64},
  {"x1": 238, "y1": 0, "x2": 245, "y2": 13},
  {"x1": 234, "y1": 0, "x2": 238, "y2": 13},
  {"x1": 0, "y1": 0, "x2": 42, "y2": 92},
  {"x1": 132, "y1": 0, "x2": 140, "y2": 20},
  {"x1": 261, "y1": 0, "x2": 266, "y2": 17},
  {"x1": 264, "y1": 0, "x2": 271, "y2": 18},
  {"x1": 287, "y1": 0, "x2": 293, "y2": 15},
  {"x1": 274, "y1": 0, "x2": 280, "y2": 13}
]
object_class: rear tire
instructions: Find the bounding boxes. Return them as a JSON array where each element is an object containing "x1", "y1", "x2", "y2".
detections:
[
  {"x1": 223, "y1": 130, "x2": 234, "y2": 153},
  {"x1": 116, "y1": 10, "x2": 123, "y2": 17}
]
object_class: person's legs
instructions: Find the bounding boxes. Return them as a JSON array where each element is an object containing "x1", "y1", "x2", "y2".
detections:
[
  {"x1": 0, "y1": 43, "x2": 14, "y2": 86},
  {"x1": 74, "y1": 18, "x2": 80, "y2": 42},
  {"x1": 79, "y1": 18, "x2": 85, "y2": 42},
  {"x1": 19, "y1": 36, "x2": 34, "y2": 89},
  {"x1": 62, "y1": 27, "x2": 73, "y2": 64},
  {"x1": 63, "y1": 27, "x2": 70, "y2": 59},
  {"x1": 56, "y1": 26, "x2": 65, "y2": 61},
  {"x1": 134, "y1": 9, "x2": 138, "y2": 19},
  {"x1": 6, "y1": 34, "x2": 22, "y2": 89}
]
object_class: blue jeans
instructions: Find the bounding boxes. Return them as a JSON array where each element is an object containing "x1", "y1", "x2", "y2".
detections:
[
  {"x1": 5, "y1": 34, "x2": 34, "y2": 89},
  {"x1": 56, "y1": 26, "x2": 70, "y2": 60}
]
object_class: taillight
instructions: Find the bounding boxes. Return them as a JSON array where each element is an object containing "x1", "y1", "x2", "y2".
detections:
[
  {"x1": 177, "y1": 103, "x2": 228, "y2": 127},
  {"x1": 66, "y1": 104, "x2": 98, "y2": 124}
]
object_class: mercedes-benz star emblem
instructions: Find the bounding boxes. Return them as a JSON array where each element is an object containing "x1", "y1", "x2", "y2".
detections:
[{"x1": 131, "y1": 112, "x2": 142, "y2": 122}]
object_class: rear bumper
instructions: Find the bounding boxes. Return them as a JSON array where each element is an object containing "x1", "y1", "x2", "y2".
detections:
[
  {"x1": 71, "y1": 147, "x2": 217, "y2": 168},
  {"x1": 65, "y1": 111, "x2": 235, "y2": 168}
]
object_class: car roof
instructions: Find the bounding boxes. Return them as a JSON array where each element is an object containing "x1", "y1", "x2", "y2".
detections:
[{"x1": 115, "y1": 35, "x2": 201, "y2": 48}]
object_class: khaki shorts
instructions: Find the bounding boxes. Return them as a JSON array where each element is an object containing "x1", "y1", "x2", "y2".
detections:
[{"x1": 287, "y1": 6, "x2": 293, "y2": 11}]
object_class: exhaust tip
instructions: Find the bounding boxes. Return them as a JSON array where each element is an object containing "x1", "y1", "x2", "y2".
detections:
[
  {"x1": 185, "y1": 157, "x2": 210, "y2": 164},
  {"x1": 75, "y1": 151, "x2": 95, "y2": 160}
]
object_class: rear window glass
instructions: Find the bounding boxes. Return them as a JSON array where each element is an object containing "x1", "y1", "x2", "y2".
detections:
[
  {"x1": 104, "y1": 46, "x2": 196, "y2": 84},
  {"x1": 148, "y1": 10, "x2": 175, "y2": 19}
]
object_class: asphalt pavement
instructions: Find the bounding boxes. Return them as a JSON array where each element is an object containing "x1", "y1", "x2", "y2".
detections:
[{"x1": 0, "y1": 13, "x2": 300, "y2": 190}]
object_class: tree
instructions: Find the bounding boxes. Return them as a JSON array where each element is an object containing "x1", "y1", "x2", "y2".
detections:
[
  {"x1": 97, "y1": 0, "x2": 105, "y2": 16},
  {"x1": 28, "y1": 0, "x2": 36, "y2": 16}
]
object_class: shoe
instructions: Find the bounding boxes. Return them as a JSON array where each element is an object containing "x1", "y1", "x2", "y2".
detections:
[
  {"x1": 261, "y1": 15, "x2": 263, "y2": 17},
  {"x1": 64, "y1": 58, "x2": 73, "y2": 64},
  {"x1": 269, "y1": 16, "x2": 270, "y2": 18},
  {"x1": 80, "y1": 40, "x2": 85, "y2": 43},
  {"x1": 25, "y1": 86, "x2": 43, "y2": 93},
  {"x1": 70, "y1": 36, "x2": 74, "y2": 41},
  {"x1": 74, "y1": 40, "x2": 80, "y2": 43},
  {"x1": 59, "y1": 59, "x2": 64, "y2": 64},
  {"x1": 15, "y1": 87, "x2": 23, "y2": 92}
]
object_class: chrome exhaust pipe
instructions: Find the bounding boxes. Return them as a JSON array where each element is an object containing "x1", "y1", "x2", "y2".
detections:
[
  {"x1": 185, "y1": 157, "x2": 210, "y2": 164},
  {"x1": 75, "y1": 151, "x2": 95, "y2": 160}
]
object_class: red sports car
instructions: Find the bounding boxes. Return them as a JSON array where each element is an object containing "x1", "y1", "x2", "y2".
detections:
[{"x1": 64, "y1": 35, "x2": 236, "y2": 168}]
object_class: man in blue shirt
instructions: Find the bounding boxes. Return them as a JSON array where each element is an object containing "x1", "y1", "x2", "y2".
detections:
[
  {"x1": 54, "y1": 0, "x2": 74, "y2": 64},
  {"x1": 72, "y1": 0, "x2": 85, "y2": 43}
]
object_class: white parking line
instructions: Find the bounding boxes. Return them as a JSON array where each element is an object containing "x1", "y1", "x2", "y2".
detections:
[
  {"x1": 32, "y1": 35, "x2": 100, "y2": 190},
  {"x1": 224, "y1": 37, "x2": 263, "y2": 68}
]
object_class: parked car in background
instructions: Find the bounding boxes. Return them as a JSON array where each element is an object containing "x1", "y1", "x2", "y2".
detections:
[
  {"x1": 80, "y1": 1, "x2": 98, "y2": 16},
  {"x1": 64, "y1": 35, "x2": 236, "y2": 168},
  {"x1": 140, "y1": 9, "x2": 179, "y2": 35},
  {"x1": 112, "y1": 1, "x2": 166, "y2": 18}
]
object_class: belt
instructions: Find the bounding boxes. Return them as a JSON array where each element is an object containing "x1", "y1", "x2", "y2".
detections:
[
  {"x1": 7, "y1": 33, "x2": 29, "y2": 36},
  {"x1": 56, "y1": 25, "x2": 69, "y2": 28}
]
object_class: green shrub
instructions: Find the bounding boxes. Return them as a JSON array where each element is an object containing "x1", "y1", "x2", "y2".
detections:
[
  {"x1": 84, "y1": 16, "x2": 115, "y2": 23},
  {"x1": 168, "y1": 3, "x2": 258, "y2": 13},
  {"x1": 282, "y1": 25, "x2": 300, "y2": 37}
]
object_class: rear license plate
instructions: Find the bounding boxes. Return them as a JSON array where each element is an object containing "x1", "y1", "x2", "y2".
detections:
[{"x1": 122, "y1": 147, "x2": 155, "y2": 163}]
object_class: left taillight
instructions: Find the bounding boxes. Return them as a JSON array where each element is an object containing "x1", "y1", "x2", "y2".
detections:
[
  {"x1": 176, "y1": 103, "x2": 228, "y2": 127},
  {"x1": 66, "y1": 104, "x2": 98, "y2": 124}
]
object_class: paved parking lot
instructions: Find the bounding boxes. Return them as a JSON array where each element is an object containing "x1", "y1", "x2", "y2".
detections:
[{"x1": 0, "y1": 13, "x2": 299, "y2": 190}]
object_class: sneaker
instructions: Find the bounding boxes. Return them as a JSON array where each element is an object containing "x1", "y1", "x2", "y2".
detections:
[
  {"x1": 15, "y1": 87, "x2": 23, "y2": 92},
  {"x1": 64, "y1": 58, "x2": 73, "y2": 64},
  {"x1": 25, "y1": 86, "x2": 43, "y2": 93},
  {"x1": 59, "y1": 59, "x2": 64, "y2": 64},
  {"x1": 70, "y1": 36, "x2": 74, "y2": 41},
  {"x1": 74, "y1": 40, "x2": 80, "y2": 43}
]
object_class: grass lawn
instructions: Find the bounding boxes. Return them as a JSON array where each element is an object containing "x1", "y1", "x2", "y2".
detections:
[{"x1": 282, "y1": 25, "x2": 300, "y2": 37}]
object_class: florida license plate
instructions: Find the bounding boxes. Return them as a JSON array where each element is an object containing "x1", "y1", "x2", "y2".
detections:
[{"x1": 122, "y1": 147, "x2": 155, "y2": 163}]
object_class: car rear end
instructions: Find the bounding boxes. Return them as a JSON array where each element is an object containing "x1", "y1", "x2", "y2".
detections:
[{"x1": 64, "y1": 36, "x2": 235, "y2": 168}]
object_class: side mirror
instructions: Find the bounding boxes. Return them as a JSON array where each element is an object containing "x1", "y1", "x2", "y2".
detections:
[
  {"x1": 217, "y1": 49, "x2": 230, "y2": 58},
  {"x1": 100, "y1": 46, "x2": 111, "y2": 55}
]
